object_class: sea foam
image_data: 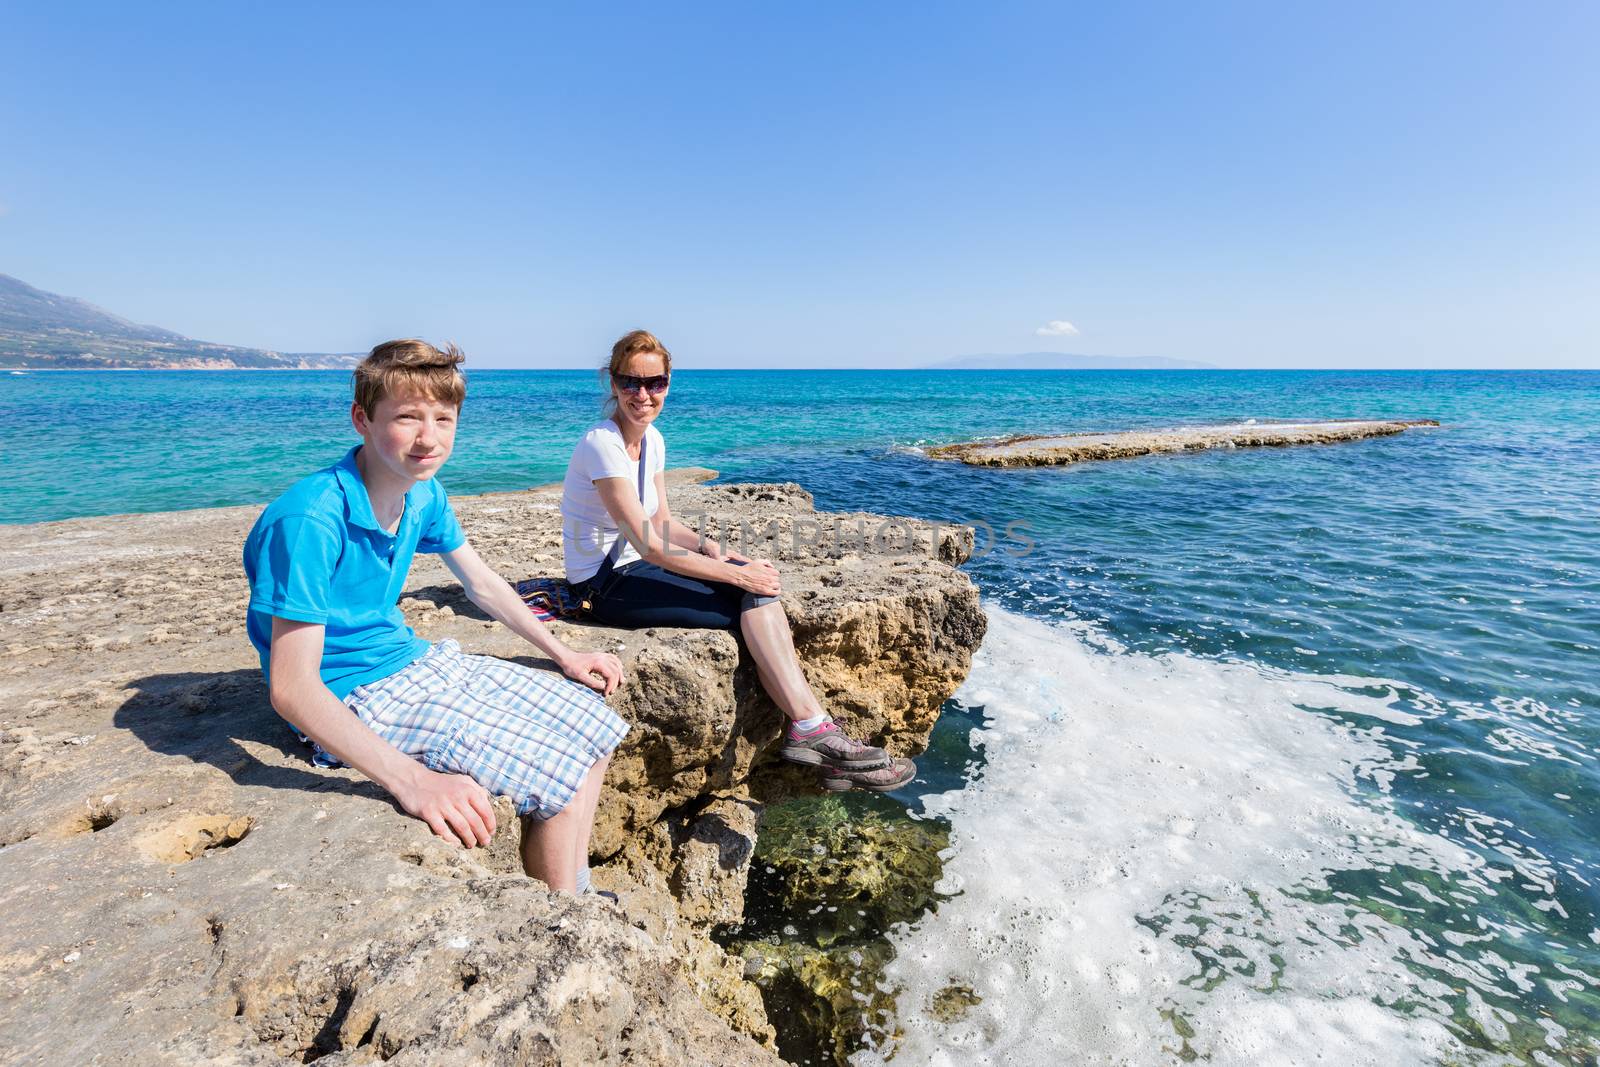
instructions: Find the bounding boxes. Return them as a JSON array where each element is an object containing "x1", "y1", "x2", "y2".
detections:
[{"x1": 855, "y1": 606, "x2": 1525, "y2": 1066}]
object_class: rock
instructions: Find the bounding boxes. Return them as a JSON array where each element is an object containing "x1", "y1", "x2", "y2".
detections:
[
  {"x1": 1, "y1": 827, "x2": 774, "y2": 1065},
  {"x1": 927, "y1": 418, "x2": 1441, "y2": 467},
  {"x1": 0, "y1": 476, "x2": 984, "y2": 1063},
  {"x1": 596, "y1": 838, "x2": 776, "y2": 1047},
  {"x1": 668, "y1": 794, "x2": 762, "y2": 928}
]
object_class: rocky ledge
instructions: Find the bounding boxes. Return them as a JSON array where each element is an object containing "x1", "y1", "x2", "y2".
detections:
[
  {"x1": 0, "y1": 472, "x2": 985, "y2": 1065},
  {"x1": 927, "y1": 418, "x2": 1440, "y2": 467}
]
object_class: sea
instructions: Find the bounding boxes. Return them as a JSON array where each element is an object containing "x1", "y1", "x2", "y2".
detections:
[{"x1": 5, "y1": 368, "x2": 1598, "y2": 1064}]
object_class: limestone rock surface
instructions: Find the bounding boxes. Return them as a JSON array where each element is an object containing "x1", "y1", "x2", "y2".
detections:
[
  {"x1": 927, "y1": 418, "x2": 1441, "y2": 467},
  {"x1": 0, "y1": 472, "x2": 984, "y2": 1065}
]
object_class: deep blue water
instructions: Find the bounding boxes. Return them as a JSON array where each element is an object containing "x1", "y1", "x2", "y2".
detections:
[{"x1": 5, "y1": 368, "x2": 1598, "y2": 1060}]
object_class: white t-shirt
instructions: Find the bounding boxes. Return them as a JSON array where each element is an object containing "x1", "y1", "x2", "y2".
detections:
[{"x1": 560, "y1": 420, "x2": 666, "y2": 583}]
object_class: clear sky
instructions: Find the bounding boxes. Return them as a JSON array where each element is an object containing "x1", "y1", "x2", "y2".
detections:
[{"x1": 3, "y1": 2, "x2": 1596, "y2": 368}]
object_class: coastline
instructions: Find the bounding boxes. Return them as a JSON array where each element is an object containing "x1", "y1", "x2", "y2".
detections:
[
  {"x1": 0, "y1": 365, "x2": 358, "y2": 372},
  {"x1": 8, "y1": 366, "x2": 1600, "y2": 372},
  {"x1": 0, "y1": 474, "x2": 985, "y2": 1063}
]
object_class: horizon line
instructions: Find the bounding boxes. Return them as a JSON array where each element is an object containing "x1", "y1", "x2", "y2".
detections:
[{"x1": 7, "y1": 365, "x2": 1599, "y2": 373}]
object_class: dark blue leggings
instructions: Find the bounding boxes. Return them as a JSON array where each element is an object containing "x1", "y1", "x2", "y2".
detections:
[{"x1": 582, "y1": 560, "x2": 778, "y2": 630}]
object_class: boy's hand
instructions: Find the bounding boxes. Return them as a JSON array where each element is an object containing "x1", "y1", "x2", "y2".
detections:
[
  {"x1": 562, "y1": 651, "x2": 623, "y2": 696},
  {"x1": 395, "y1": 765, "x2": 497, "y2": 848}
]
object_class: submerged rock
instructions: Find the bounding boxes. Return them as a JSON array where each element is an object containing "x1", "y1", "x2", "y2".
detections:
[
  {"x1": 746, "y1": 797, "x2": 951, "y2": 944},
  {"x1": 724, "y1": 796, "x2": 953, "y2": 1065},
  {"x1": 738, "y1": 938, "x2": 899, "y2": 1067}
]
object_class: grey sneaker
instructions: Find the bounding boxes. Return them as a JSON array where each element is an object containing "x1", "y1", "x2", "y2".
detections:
[
  {"x1": 779, "y1": 719, "x2": 890, "y2": 770},
  {"x1": 819, "y1": 757, "x2": 917, "y2": 793}
]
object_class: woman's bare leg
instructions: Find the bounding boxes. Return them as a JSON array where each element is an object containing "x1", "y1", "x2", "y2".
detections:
[
  {"x1": 745, "y1": 601, "x2": 893, "y2": 773},
  {"x1": 740, "y1": 600, "x2": 825, "y2": 721}
]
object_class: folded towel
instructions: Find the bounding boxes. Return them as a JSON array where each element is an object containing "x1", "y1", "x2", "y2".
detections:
[{"x1": 514, "y1": 576, "x2": 586, "y2": 621}]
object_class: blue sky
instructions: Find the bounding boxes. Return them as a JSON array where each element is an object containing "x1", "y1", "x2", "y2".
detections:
[{"x1": 2, "y1": 2, "x2": 1596, "y2": 368}]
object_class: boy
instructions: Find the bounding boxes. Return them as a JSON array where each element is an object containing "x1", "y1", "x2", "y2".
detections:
[{"x1": 243, "y1": 339, "x2": 626, "y2": 893}]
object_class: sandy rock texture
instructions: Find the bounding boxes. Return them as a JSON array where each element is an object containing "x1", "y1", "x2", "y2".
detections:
[
  {"x1": 0, "y1": 470, "x2": 984, "y2": 1065},
  {"x1": 927, "y1": 418, "x2": 1441, "y2": 467}
]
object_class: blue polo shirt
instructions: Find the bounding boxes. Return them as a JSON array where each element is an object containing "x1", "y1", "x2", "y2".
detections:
[{"x1": 243, "y1": 446, "x2": 467, "y2": 699}]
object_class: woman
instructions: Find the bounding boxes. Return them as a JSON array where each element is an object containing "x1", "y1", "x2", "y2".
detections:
[{"x1": 559, "y1": 330, "x2": 915, "y2": 792}]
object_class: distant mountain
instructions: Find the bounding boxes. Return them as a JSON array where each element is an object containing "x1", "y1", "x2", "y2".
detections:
[
  {"x1": 928, "y1": 351, "x2": 1215, "y2": 370},
  {"x1": 0, "y1": 273, "x2": 359, "y2": 369}
]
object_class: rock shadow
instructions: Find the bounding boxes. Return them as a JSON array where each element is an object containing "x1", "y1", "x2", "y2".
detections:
[
  {"x1": 112, "y1": 670, "x2": 388, "y2": 803},
  {"x1": 500, "y1": 654, "x2": 572, "y2": 675},
  {"x1": 685, "y1": 805, "x2": 760, "y2": 873},
  {"x1": 401, "y1": 583, "x2": 489, "y2": 620}
]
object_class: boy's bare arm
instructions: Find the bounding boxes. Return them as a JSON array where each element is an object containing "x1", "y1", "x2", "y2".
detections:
[
  {"x1": 268, "y1": 617, "x2": 497, "y2": 847},
  {"x1": 440, "y1": 541, "x2": 623, "y2": 696}
]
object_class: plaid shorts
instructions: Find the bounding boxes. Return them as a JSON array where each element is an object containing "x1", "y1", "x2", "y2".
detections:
[{"x1": 319, "y1": 640, "x2": 629, "y2": 820}]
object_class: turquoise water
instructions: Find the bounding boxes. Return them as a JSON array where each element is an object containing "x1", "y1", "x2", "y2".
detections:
[{"x1": 6, "y1": 369, "x2": 1599, "y2": 1061}]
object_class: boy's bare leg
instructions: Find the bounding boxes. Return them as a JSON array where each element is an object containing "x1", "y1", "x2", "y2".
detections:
[
  {"x1": 568, "y1": 754, "x2": 610, "y2": 886},
  {"x1": 520, "y1": 809, "x2": 580, "y2": 891},
  {"x1": 520, "y1": 757, "x2": 610, "y2": 892},
  {"x1": 740, "y1": 600, "x2": 825, "y2": 721}
]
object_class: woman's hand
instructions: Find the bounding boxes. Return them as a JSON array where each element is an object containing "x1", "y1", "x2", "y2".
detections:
[
  {"x1": 698, "y1": 538, "x2": 747, "y2": 564},
  {"x1": 727, "y1": 559, "x2": 782, "y2": 598},
  {"x1": 561, "y1": 650, "x2": 624, "y2": 696}
]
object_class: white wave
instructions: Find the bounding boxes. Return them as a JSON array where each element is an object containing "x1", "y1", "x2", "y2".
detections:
[{"x1": 855, "y1": 606, "x2": 1523, "y2": 1067}]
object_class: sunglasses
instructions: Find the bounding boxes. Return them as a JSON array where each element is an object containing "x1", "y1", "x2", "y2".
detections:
[{"x1": 613, "y1": 372, "x2": 670, "y2": 395}]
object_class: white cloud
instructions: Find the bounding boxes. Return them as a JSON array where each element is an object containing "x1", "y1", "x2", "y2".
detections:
[{"x1": 1036, "y1": 319, "x2": 1079, "y2": 337}]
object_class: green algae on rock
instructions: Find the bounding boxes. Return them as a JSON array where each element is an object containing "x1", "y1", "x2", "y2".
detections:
[
  {"x1": 746, "y1": 796, "x2": 951, "y2": 942},
  {"x1": 927, "y1": 983, "x2": 982, "y2": 1023},
  {"x1": 722, "y1": 795, "x2": 953, "y2": 1065}
]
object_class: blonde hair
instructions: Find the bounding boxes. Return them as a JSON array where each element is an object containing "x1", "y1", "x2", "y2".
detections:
[
  {"x1": 602, "y1": 329, "x2": 672, "y2": 414},
  {"x1": 353, "y1": 339, "x2": 467, "y2": 416}
]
